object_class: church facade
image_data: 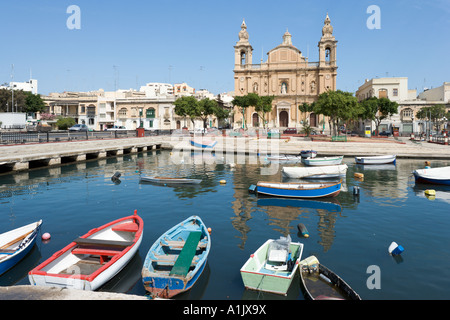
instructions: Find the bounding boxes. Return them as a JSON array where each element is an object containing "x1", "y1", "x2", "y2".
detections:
[{"x1": 233, "y1": 14, "x2": 338, "y2": 130}]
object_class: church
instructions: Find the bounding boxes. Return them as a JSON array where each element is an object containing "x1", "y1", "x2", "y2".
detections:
[{"x1": 233, "y1": 14, "x2": 338, "y2": 130}]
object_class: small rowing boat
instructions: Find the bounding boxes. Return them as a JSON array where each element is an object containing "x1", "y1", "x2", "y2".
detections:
[
  {"x1": 302, "y1": 156, "x2": 344, "y2": 166},
  {"x1": 1, "y1": 220, "x2": 42, "y2": 276},
  {"x1": 140, "y1": 176, "x2": 202, "y2": 184},
  {"x1": 282, "y1": 164, "x2": 348, "y2": 179},
  {"x1": 249, "y1": 180, "x2": 342, "y2": 199},
  {"x1": 355, "y1": 155, "x2": 396, "y2": 165},
  {"x1": 413, "y1": 166, "x2": 450, "y2": 185},
  {"x1": 240, "y1": 236, "x2": 303, "y2": 295},
  {"x1": 190, "y1": 139, "x2": 217, "y2": 149},
  {"x1": 300, "y1": 256, "x2": 361, "y2": 300},
  {"x1": 142, "y1": 215, "x2": 211, "y2": 298},
  {"x1": 28, "y1": 211, "x2": 143, "y2": 291}
]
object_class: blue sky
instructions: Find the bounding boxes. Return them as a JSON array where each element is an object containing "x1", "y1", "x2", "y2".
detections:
[{"x1": 1, "y1": 0, "x2": 449, "y2": 95}]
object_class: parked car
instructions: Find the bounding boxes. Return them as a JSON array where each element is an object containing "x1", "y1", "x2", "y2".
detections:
[
  {"x1": 379, "y1": 131, "x2": 392, "y2": 137},
  {"x1": 69, "y1": 124, "x2": 89, "y2": 132},
  {"x1": 106, "y1": 125, "x2": 127, "y2": 131},
  {"x1": 283, "y1": 128, "x2": 297, "y2": 134}
]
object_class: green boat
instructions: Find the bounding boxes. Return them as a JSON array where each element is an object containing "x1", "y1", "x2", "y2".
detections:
[{"x1": 240, "y1": 237, "x2": 304, "y2": 295}]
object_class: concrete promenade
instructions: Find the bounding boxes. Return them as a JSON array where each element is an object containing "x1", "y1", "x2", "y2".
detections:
[
  {"x1": 1, "y1": 135, "x2": 450, "y2": 174},
  {"x1": 1, "y1": 134, "x2": 449, "y2": 299}
]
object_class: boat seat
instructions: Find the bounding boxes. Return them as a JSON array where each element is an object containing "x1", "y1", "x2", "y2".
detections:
[
  {"x1": 74, "y1": 237, "x2": 134, "y2": 248},
  {"x1": 0, "y1": 249, "x2": 16, "y2": 254},
  {"x1": 153, "y1": 253, "x2": 200, "y2": 264},
  {"x1": 160, "y1": 238, "x2": 207, "y2": 250},
  {"x1": 72, "y1": 248, "x2": 121, "y2": 256},
  {"x1": 112, "y1": 222, "x2": 139, "y2": 233},
  {"x1": 170, "y1": 231, "x2": 202, "y2": 277}
]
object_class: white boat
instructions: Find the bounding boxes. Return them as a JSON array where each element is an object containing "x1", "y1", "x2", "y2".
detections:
[
  {"x1": 413, "y1": 166, "x2": 450, "y2": 186},
  {"x1": 28, "y1": 211, "x2": 143, "y2": 291},
  {"x1": 282, "y1": 165, "x2": 348, "y2": 179},
  {"x1": 1, "y1": 220, "x2": 42, "y2": 276},
  {"x1": 266, "y1": 154, "x2": 302, "y2": 162},
  {"x1": 355, "y1": 155, "x2": 396, "y2": 165},
  {"x1": 140, "y1": 176, "x2": 202, "y2": 184},
  {"x1": 240, "y1": 236, "x2": 303, "y2": 295},
  {"x1": 300, "y1": 150, "x2": 317, "y2": 158},
  {"x1": 302, "y1": 156, "x2": 344, "y2": 166}
]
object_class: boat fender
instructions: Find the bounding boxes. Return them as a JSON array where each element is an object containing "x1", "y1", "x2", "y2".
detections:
[
  {"x1": 207, "y1": 227, "x2": 212, "y2": 234},
  {"x1": 354, "y1": 173, "x2": 364, "y2": 179},
  {"x1": 388, "y1": 241, "x2": 404, "y2": 256},
  {"x1": 220, "y1": 180, "x2": 226, "y2": 184},
  {"x1": 297, "y1": 223, "x2": 309, "y2": 238},
  {"x1": 424, "y1": 189, "x2": 436, "y2": 196},
  {"x1": 319, "y1": 273, "x2": 332, "y2": 284},
  {"x1": 42, "y1": 232, "x2": 51, "y2": 241}
]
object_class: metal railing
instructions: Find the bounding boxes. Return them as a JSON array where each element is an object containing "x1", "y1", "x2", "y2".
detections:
[{"x1": 0, "y1": 129, "x2": 175, "y2": 145}]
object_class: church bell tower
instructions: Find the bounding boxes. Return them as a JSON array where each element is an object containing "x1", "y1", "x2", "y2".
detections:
[{"x1": 234, "y1": 19, "x2": 253, "y2": 69}]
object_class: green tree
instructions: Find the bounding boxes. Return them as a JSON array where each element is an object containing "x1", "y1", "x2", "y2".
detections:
[
  {"x1": 56, "y1": 117, "x2": 75, "y2": 130},
  {"x1": 213, "y1": 105, "x2": 231, "y2": 128},
  {"x1": 416, "y1": 104, "x2": 450, "y2": 132},
  {"x1": 197, "y1": 98, "x2": 218, "y2": 130},
  {"x1": 0, "y1": 88, "x2": 26, "y2": 112},
  {"x1": 255, "y1": 95, "x2": 274, "y2": 129},
  {"x1": 174, "y1": 96, "x2": 199, "y2": 128},
  {"x1": 313, "y1": 90, "x2": 360, "y2": 135},
  {"x1": 360, "y1": 97, "x2": 398, "y2": 135},
  {"x1": 24, "y1": 92, "x2": 46, "y2": 113}
]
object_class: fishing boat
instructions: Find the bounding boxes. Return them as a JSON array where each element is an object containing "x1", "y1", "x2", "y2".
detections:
[
  {"x1": 249, "y1": 180, "x2": 342, "y2": 198},
  {"x1": 190, "y1": 139, "x2": 217, "y2": 149},
  {"x1": 302, "y1": 156, "x2": 344, "y2": 166},
  {"x1": 28, "y1": 211, "x2": 143, "y2": 291},
  {"x1": 355, "y1": 155, "x2": 396, "y2": 165},
  {"x1": 266, "y1": 154, "x2": 302, "y2": 162},
  {"x1": 140, "y1": 176, "x2": 202, "y2": 184},
  {"x1": 413, "y1": 166, "x2": 450, "y2": 185},
  {"x1": 300, "y1": 150, "x2": 317, "y2": 158},
  {"x1": 300, "y1": 256, "x2": 361, "y2": 300},
  {"x1": 240, "y1": 236, "x2": 303, "y2": 295},
  {"x1": 282, "y1": 164, "x2": 348, "y2": 179},
  {"x1": 1, "y1": 220, "x2": 42, "y2": 276},
  {"x1": 142, "y1": 215, "x2": 211, "y2": 298}
]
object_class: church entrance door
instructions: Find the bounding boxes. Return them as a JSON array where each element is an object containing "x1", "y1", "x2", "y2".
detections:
[{"x1": 279, "y1": 111, "x2": 289, "y2": 127}]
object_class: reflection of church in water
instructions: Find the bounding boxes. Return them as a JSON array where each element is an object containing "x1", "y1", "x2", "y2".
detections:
[{"x1": 233, "y1": 14, "x2": 338, "y2": 129}]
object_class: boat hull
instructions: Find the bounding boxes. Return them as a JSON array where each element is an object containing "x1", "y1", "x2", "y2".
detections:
[
  {"x1": 190, "y1": 139, "x2": 217, "y2": 148},
  {"x1": 140, "y1": 176, "x2": 202, "y2": 184},
  {"x1": 355, "y1": 155, "x2": 396, "y2": 165},
  {"x1": 302, "y1": 156, "x2": 343, "y2": 166},
  {"x1": 413, "y1": 166, "x2": 450, "y2": 186},
  {"x1": 0, "y1": 221, "x2": 42, "y2": 276},
  {"x1": 28, "y1": 213, "x2": 143, "y2": 291},
  {"x1": 282, "y1": 165, "x2": 348, "y2": 179},
  {"x1": 300, "y1": 257, "x2": 361, "y2": 300},
  {"x1": 253, "y1": 180, "x2": 342, "y2": 198},
  {"x1": 142, "y1": 215, "x2": 211, "y2": 299},
  {"x1": 240, "y1": 240, "x2": 303, "y2": 295}
]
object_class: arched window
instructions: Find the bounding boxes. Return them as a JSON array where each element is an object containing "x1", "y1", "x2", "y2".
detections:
[
  {"x1": 240, "y1": 51, "x2": 246, "y2": 65},
  {"x1": 325, "y1": 48, "x2": 331, "y2": 62}
]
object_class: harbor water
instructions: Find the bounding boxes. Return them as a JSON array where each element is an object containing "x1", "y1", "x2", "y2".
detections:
[{"x1": 1, "y1": 149, "x2": 450, "y2": 300}]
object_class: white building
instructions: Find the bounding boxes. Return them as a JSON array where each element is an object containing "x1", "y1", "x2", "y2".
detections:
[
  {"x1": 139, "y1": 83, "x2": 174, "y2": 97},
  {"x1": 173, "y1": 82, "x2": 195, "y2": 97},
  {"x1": 0, "y1": 79, "x2": 38, "y2": 94},
  {"x1": 355, "y1": 77, "x2": 418, "y2": 135},
  {"x1": 418, "y1": 82, "x2": 450, "y2": 103}
]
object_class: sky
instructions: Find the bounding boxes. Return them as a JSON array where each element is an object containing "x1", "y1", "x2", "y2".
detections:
[{"x1": 1, "y1": 0, "x2": 449, "y2": 96}]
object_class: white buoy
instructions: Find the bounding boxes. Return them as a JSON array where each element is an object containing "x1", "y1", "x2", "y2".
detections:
[{"x1": 388, "y1": 242, "x2": 404, "y2": 256}]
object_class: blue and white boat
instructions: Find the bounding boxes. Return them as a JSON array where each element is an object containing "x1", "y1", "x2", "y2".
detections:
[
  {"x1": 249, "y1": 180, "x2": 342, "y2": 198},
  {"x1": 141, "y1": 216, "x2": 211, "y2": 298},
  {"x1": 190, "y1": 139, "x2": 217, "y2": 149},
  {"x1": 413, "y1": 166, "x2": 450, "y2": 185},
  {"x1": 1, "y1": 220, "x2": 42, "y2": 276}
]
